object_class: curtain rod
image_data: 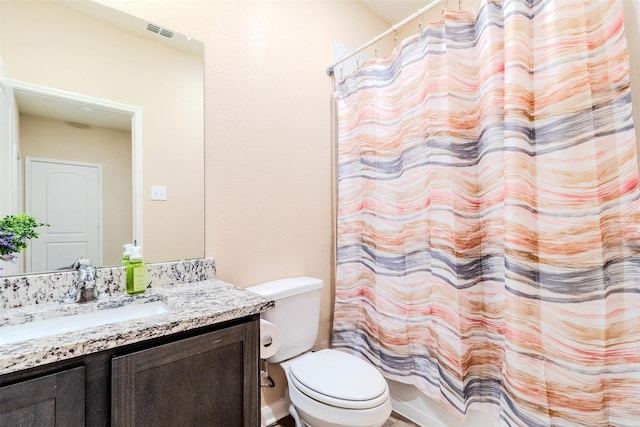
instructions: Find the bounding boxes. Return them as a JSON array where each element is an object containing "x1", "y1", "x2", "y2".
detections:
[{"x1": 326, "y1": 0, "x2": 445, "y2": 76}]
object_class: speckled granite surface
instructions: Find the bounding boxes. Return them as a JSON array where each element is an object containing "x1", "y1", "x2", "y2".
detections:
[
  {"x1": 0, "y1": 259, "x2": 274, "y2": 376},
  {"x1": 1, "y1": 258, "x2": 217, "y2": 309}
]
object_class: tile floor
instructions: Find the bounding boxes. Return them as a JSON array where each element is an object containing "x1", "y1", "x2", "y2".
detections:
[{"x1": 270, "y1": 411, "x2": 419, "y2": 427}]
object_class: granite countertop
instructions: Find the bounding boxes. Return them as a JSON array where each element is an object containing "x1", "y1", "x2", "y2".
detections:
[{"x1": 0, "y1": 279, "x2": 274, "y2": 375}]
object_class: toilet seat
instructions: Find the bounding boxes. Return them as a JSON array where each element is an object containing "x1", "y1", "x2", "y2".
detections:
[{"x1": 288, "y1": 349, "x2": 389, "y2": 410}]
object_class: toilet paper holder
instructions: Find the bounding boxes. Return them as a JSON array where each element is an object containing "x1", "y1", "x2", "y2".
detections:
[
  {"x1": 260, "y1": 359, "x2": 275, "y2": 388},
  {"x1": 258, "y1": 319, "x2": 280, "y2": 387},
  {"x1": 259, "y1": 319, "x2": 281, "y2": 359},
  {"x1": 262, "y1": 334, "x2": 274, "y2": 350}
]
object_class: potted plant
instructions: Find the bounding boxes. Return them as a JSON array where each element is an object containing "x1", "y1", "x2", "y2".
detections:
[{"x1": 0, "y1": 213, "x2": 49, "y2": 263}]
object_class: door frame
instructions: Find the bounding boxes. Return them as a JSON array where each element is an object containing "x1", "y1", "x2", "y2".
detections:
[
  {"x1": 0, "y1": 72, "x2": 23, "y2": 275},
  {"x1": 0, "y1": 77, "x2": 143, "y2": 259}
]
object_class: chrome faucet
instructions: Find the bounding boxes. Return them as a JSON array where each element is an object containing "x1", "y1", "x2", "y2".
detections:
[{"x1": 72, "y1": 256, "x2": 99, "y2": 303}]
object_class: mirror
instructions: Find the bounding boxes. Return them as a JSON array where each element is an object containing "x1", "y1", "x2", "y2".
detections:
[{"x1": 0, "y1": 0, "x2": 205, "y2": 276}]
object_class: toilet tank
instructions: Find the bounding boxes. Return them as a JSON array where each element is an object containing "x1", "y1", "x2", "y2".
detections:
[{"x1": 248, "y1": 277, "x2": 323, "y2": 363}]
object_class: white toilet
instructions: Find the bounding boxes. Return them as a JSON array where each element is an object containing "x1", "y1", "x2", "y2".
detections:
[{"x1": 248, "y1": 277, "x2": 392, "y2": 427}]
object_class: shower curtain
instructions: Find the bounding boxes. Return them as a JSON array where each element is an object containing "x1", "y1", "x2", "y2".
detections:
[{"x1": 332, "y1": 0, "x2": 640, "y2": 426}]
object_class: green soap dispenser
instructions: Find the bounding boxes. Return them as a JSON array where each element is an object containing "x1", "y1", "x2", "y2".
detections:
[
  {"x1": 121, "y1": 243, "x2": 134, "y2": 266},
  {"x1": 126, "y1": 246, "x2": 146, "y2": 295}
]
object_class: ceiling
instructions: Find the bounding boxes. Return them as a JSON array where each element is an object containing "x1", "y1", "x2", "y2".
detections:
[{"x1": 12, "y1": 87, "x2": 132, "y2": 131}]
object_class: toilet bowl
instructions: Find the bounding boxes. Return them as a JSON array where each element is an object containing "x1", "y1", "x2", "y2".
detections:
[
  {"x1": 281, "y1": 349, "x2": 392, "y2": 427},
  {"x1": 248, "y1": 277, "x2": 392, "y2": 427}
]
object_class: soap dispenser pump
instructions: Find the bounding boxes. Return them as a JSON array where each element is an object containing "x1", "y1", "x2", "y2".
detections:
[
  {"x1": 126, "y1": 246, "x2": 146, "y2": 295},
  {"x1": 121, "y1": 243, "x2": 134, "y2": 266}
]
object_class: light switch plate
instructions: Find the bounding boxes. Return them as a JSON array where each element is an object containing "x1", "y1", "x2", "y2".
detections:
[{"x1": 151, "y1": 185, "x2": 167, "y2": 201}]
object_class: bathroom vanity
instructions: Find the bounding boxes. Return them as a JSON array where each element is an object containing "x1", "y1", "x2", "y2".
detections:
[
  {"x1": 1, "y1": 315, "x2": 259, "y2": 426},
  {"x1": 0, "y1": 260, "x2": 274, "y2": 426}
]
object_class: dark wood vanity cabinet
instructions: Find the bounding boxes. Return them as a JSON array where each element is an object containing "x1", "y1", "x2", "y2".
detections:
[
  {"x1": 112, "y1": 321, "x2": 258, "y2": 426},
  {"x1": 0, "y1": 366, "x2": 85, "y2": 426},
  {"x1": 0, "y1": 315, "x2": 260, "y2": 427}
]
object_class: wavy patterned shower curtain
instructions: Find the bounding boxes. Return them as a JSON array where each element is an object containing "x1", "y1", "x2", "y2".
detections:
[{"x1": 332, "y1": 0, "x2": 640, "y2": 425}]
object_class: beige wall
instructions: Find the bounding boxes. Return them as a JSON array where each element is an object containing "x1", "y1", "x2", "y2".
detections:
[
  {"x1": 94, "y1": 0, "x2": 390, "y2": 409},
  {"x1": 11, "y1": 0, "x2": 640, "y2": 416},
  {"x1": 1, "y1": 0, "x2": 204, "y2": 265},
  {"x1": 19, "y1": 114, "x2": 132, "y2": 268}
]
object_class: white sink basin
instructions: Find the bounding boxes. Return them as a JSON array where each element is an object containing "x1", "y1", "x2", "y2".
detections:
[{"x1": 0, "y1": 301, "x2": 171, "y2": 345}]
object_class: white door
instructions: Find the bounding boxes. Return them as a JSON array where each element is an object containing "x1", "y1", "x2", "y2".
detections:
[{"x1": 26, "y1": 157, "x2": 102, "y2": 272}]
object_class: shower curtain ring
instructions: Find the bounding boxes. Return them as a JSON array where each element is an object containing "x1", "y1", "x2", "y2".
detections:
[
  {"x1": 458, "y1": 0, "x2": 463, "y2": 9},
  {"x1": 441, "y1": 0, "x2": 448, "y2": 16}
]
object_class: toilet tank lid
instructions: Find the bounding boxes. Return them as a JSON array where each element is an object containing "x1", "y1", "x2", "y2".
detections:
[{"x1": 247, "y1": 277, "x2": 323, "y2": 299}]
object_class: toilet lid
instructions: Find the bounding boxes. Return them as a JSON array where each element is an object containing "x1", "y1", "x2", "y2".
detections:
[{"x1": 288, "y1": 349, "x2": 389, "y2": 410}]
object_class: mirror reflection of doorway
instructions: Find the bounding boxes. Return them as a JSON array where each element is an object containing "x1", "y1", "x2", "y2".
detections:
[
  {"x1": 5, "y1": 79, "x2": 140, "y2": 274},
  {"x1": 25, "y1": 157, "x2": 102, "y2": 272}
]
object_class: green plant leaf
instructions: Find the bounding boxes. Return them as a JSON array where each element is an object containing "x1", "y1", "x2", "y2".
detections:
[{"x1": 0, "y1": 214, "x2": 49, "y2": 255}]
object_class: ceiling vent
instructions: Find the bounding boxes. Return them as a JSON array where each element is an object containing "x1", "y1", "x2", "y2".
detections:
[{"x1": 146, "y1": 23, "x2": 174, "y2": 39}]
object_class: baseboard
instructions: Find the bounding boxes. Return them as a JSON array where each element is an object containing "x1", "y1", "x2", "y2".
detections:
[{"x1": 261, "y1": 398, "x2": 290, "y2": 427}]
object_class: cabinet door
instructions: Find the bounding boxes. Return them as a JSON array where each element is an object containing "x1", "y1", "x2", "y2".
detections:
[
  {"x1": 0, "y1": 366, "x2": 85, "y2": 426},
  {"x1": 112, "y1": 321, "x2": 259, "y2": 427}
]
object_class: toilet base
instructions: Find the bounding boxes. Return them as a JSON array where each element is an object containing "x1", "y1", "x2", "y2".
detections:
[{"x1": 287, "y1": 401, "x2": 306, "y2": 427}]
